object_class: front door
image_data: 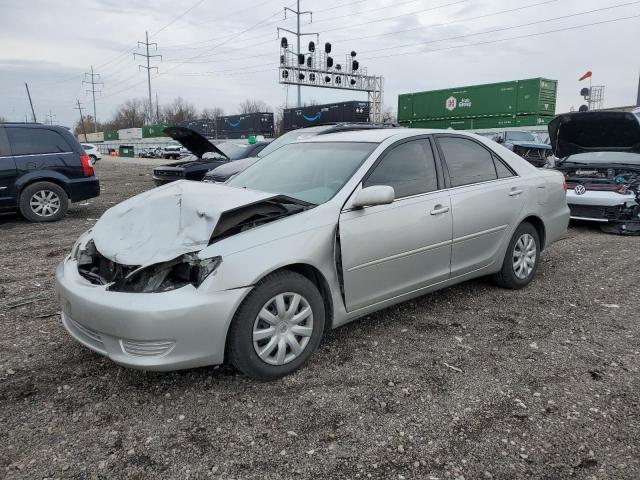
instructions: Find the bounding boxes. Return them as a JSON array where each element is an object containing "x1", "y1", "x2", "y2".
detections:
[
  {"x1": 435, "y1": 135, "x2": 527, "y2": 277},
  {"x1": 339, "y1": 138, "x2": 452, "y2": 312}
]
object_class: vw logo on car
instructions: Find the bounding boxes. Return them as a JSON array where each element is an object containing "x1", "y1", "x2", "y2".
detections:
[{"x1": 574, "y1": 184, "x2": 587, "y2": 195}]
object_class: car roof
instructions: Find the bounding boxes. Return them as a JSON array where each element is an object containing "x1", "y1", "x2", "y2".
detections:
[{"x1": 300, "y1": 127, "x2": 482, "y2": 143}]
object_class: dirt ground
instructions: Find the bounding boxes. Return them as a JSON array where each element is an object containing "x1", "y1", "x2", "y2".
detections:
[{"x1": 1, "y1": 159, "x2": 639, "y2": 480}]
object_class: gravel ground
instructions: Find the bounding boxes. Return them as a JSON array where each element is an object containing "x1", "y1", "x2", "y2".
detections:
[{"x1": 1, "y1": 159, "x2": 639, "y2": 480}]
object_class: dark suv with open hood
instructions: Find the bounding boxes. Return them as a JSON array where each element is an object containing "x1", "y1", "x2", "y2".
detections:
[
  {"x1": 152, "y1": 126, "x2": 268, "y2": 186},
  {"x1": 549, "y1": 110, "x2": 640, "y2": 234}
]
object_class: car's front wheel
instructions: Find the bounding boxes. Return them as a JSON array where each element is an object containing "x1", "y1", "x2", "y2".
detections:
[
  {"x1": 493, "y1": 221, "x2": 540, "y2": 289},
  {"x1": 227, "y1": 271, "x2": 325, "y2": 380},
  {"x1": 19, "y1": 181, "x2": 69, "y2": 222}
]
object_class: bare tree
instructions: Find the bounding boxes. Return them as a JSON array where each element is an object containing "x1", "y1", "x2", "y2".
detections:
[
  {"x1": 201, "y1": 107, "x2": 224, "y2": 120},
  {"x1": 161, "y1": 97, "x2": 197, "y2": 125},
  {"x1": 0, "y1": 115, "x2": 7, "y2": 123},
  {"x1": 238, "y1": 99, "x2": 271, "y2": 114},
  {"x1": 381, "y1": 105, "x2": 397, "y2": 124}
]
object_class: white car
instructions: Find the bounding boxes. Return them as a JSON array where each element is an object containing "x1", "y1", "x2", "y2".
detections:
[{"x1": 81, "y1": 143, "x2": 102, "y2": 164}]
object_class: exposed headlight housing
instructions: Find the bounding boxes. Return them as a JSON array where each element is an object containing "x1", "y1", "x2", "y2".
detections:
[{"x1": 108, "y1": 254, "x2": 222, "y2": 293}]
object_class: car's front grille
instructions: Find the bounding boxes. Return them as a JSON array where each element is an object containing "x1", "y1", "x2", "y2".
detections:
[
  {"x1": 120, "y1": 339, "x2": 176, "y2": 357},
  {"x1": 570, "y1": 204, "x2": 619, "y2": 220},
  {"x1": 154, "y1": 170, "x2": 184, "y2": 177}
]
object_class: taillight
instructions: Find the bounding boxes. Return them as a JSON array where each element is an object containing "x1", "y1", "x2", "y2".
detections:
[
  {"x1": 562, "y1": 178, "x2": 568, "y2": 192},
  {"x1": 80, "y1": 154, "x2": 94, "y2": 177}
]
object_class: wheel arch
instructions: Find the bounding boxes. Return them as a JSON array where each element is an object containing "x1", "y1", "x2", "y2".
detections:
[
  {"x1": 521, "y1": 215, "x2": 546, "y2": 250},
  {"x1": 17, "y1": 175, "x2": 71, "y2": 200},
  {"x1": 259, "y1": 263, "x2": 334, "y2": 333}
]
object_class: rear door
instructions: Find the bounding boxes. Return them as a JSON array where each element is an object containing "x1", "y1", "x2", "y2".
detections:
[
  {"x1": 339, "y1": 137, "x2": 452, "y2": 312},
  {"x1": 6, "y1": 126, "x2": 79, "y2": 179},
  {"x1": 435, "y1": 135, "x2": 526, "y2": 277},
  {"x1": 0, "y1": 127, "x2": 18, "y2": 208}
]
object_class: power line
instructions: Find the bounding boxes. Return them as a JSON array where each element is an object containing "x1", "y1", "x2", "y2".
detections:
[
  {"x1": 358, "y1": 1, "x2": 640, "y2": 55},
  {"x1": 150, "y1": 0, "x2": 207, "y2": 37},
  {"x1": 83, "y1": 66, "x2": 103, "y2": 132},
  {"x1": 134, "y1": 31, "x2": 162, "y2": 123},
  {"x1": 359, "y1": 13, "x2": 640, "y2": 62}
]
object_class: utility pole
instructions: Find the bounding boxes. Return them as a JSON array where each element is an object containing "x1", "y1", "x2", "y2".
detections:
[
  {"x1": 45, "y1": 110, "x2": 57, "y2": 125},
  {"x1": 75, "y1": 99, "x2": 88, "y2": 142},
  {"x1": 135, "y1": 31, "x2": 162, "y2": 124},
  {"x1": 278, "y1": 2, "x2": 315, "y2": 107},
  {"x1": 156, "y1": 92, "x2": 160, "y2": 124},
  {"x1": 24, "y1": 83, "x2": 37, "y2": 122},
  {"x1": 83, "y1": 66, "x2": 103, "y2": 132}
]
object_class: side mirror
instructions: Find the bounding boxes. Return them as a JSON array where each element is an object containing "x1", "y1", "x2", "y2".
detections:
[
  {"x1": 496, "y1": 136, "x2": 504, "y2": 144},
  {"x1": 352, "y1": 185, "x2": 395, "y2": 208}
]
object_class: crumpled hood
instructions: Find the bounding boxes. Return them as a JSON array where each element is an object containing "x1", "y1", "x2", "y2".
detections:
[
  {"x1": 92, "y1": 181, "x2": 273, "y2": 266},
  {"x1": 164, "y1": 126, "x2": 229, "y2": 159},
  {"x1": 549, "y1": 111, "x2": 640, "y2": 158}
]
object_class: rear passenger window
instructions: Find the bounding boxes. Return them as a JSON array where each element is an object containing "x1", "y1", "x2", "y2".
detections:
[
  {"x1": 438, "y1": 137, "x2": 497, "y2": 187},
  {"x1": 7, "y1": 127, "x2": 72, "y2": 155},
  {"x1": 493, "y1": 155, "x2": 515, "y2": 178},
  {"x1": 364, "y1": 139, "x2": 438, "y2": 198}
]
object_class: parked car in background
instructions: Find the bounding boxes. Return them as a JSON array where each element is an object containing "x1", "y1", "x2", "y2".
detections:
[
  {"x1": 80, "y1": 143, "x2": 102, "y2": 164},
  {"x1": 493, "y1": 130, "x2": 552, "y2": 167},
  {"x1": 140, "y1": 147, "x2": 162, "y2": 159},
  {"x1": 153, "y1": 126, "x2": 268, "y2": 186},
  {"x1": 203, "y1": 122, "x2": 399, "y2": 183},
  {"x1": 549, "y1": 111, "x2": 640, "y2": 234},
  {"x1": 0, "y1": 122, "x2": 100, "y2": 222},
  {"x1": 162, "y1": 141, "x2": 189, "y2": 160},
  {"x1": 56, "y1": 128, "x2": 568, "y2": 380}
]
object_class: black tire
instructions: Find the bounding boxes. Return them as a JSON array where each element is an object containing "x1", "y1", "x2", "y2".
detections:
[
  {"x1": 227, "y1": 270, "x2": 326, "y2": 381},
  {"x1": 18, "y1": 181, "x2": 69, "y2": 222},
  {"x1": 492, "y1": 221, "x2": 540, "y2": 289}
]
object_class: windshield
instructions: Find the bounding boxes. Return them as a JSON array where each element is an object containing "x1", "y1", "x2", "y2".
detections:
[
  {"x1": 257, "y1": 128, "x2": 325, "y2": 157},
  {"x1": 564, "y1": 151, "x2": 640, "y2": 165},
  {"x1": 505, "y1": 131, "x2": 539, "y2": 142},
  {"x1": 227, "y1": 141, "x2": 377, "y2": 204},
  {"x1": 216, "y1": 142, "x2": 255, "y2": 160}
]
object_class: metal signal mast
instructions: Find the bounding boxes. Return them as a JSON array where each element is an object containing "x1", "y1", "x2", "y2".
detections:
[{"x1": 278, "y1": 38, "x2": 384, "y2": 122}]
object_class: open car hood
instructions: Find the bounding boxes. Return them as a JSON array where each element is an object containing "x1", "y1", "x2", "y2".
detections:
[
  {"x1": 549, "y1": 111, "x2": 640, "y2": 158},
  {"x1": 91, "y1": 181, "x2": 309, "y2": 266},
  {"x1": 163, "y1": 126, "x2": 229, "y2": 159}
]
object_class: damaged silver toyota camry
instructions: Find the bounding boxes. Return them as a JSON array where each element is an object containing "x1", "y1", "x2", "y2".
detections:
[{"x1": 56, "y1": 129, "x2": 569, "y2": 380}]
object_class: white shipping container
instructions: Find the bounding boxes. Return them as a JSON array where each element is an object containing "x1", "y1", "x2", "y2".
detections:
[
  {"x1": 117, "y1": 128, "x2": 143, "y2": 140},
  {"x1": 78, "y1": 132, "x2": 105, "y2": 142}
]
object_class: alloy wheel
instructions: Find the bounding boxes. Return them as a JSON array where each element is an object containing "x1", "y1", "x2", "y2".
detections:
[
  {"x1": 512, "y1": 233, "x2": 537, "y2": 280},
  {"x1": 252, "y1": 292, "x2": 314, "y2": 366},
  {"x1": 30, "y1": 189, "x2": 61, "y2": 217}
]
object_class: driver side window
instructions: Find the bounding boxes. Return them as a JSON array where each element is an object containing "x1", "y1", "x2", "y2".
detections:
[{"x1": 364, "y1": 139, "x2": 438, "y2": 199}]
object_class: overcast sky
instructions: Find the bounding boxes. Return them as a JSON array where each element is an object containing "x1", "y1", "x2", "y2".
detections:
[{"x1": 1, "y1": 0, "x2": 638, "y2": 127}]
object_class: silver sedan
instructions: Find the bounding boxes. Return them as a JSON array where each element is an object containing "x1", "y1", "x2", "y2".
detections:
[{"x1": 55, "y1": 129, "x2": 569, "y2": 380}]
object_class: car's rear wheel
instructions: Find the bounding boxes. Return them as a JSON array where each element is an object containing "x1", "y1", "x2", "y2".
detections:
[
  {"x1": 19, "y1": 181, "x2": 68, "y2": 222},
  {"x1": 493, "y1": 221, "x2": 540, "y2": 289},
  {"x1": 227, "y1": 271, "x2": 325, "y2": 380}
]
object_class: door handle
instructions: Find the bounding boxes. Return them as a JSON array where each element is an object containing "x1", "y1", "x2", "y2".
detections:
[
  {"x1": 509, "y1": 188, "x2": 524, "y2": 196},
  {"x1": 430, "y1": 204, "x2": 450, "y2": 215}
]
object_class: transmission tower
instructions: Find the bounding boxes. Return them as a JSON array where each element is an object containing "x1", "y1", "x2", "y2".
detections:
[
  {"x1": 83, "y1": 66, "x2": 103, "y2": 132},
  {"x1": 45, "y1": 110, "x2": 57, "y2": 125},
  {"x1": 135, "y1": 31, "x2": 162, "y2": 124},
  {"x1": 278, "y1": 1, "x2": 317, "y2": 107}
]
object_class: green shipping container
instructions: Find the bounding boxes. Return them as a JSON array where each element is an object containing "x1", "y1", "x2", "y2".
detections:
[
  {"x1": 104, "y1": 131, "x2": 119, "y2": 141},
  {"x1": 143, "y1": 124, "x2": 168, "y2": 138},
  {"x1": 398, "y1": 78, "x2": 557, "y2": 121},
  {"x1": 118, "y1": 145, "x2": 135, "y2": 157},
  {"x1": 514, "y1": 114, "x2": 553, "y2": 127},
  {"x1": 516, "y1": 79, "x2": 557, "y2": 115}
]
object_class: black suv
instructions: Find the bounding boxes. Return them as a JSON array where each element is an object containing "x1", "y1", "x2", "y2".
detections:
[{"x1": 0, "y1": 123, "x2": 100, "y2": 222}]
